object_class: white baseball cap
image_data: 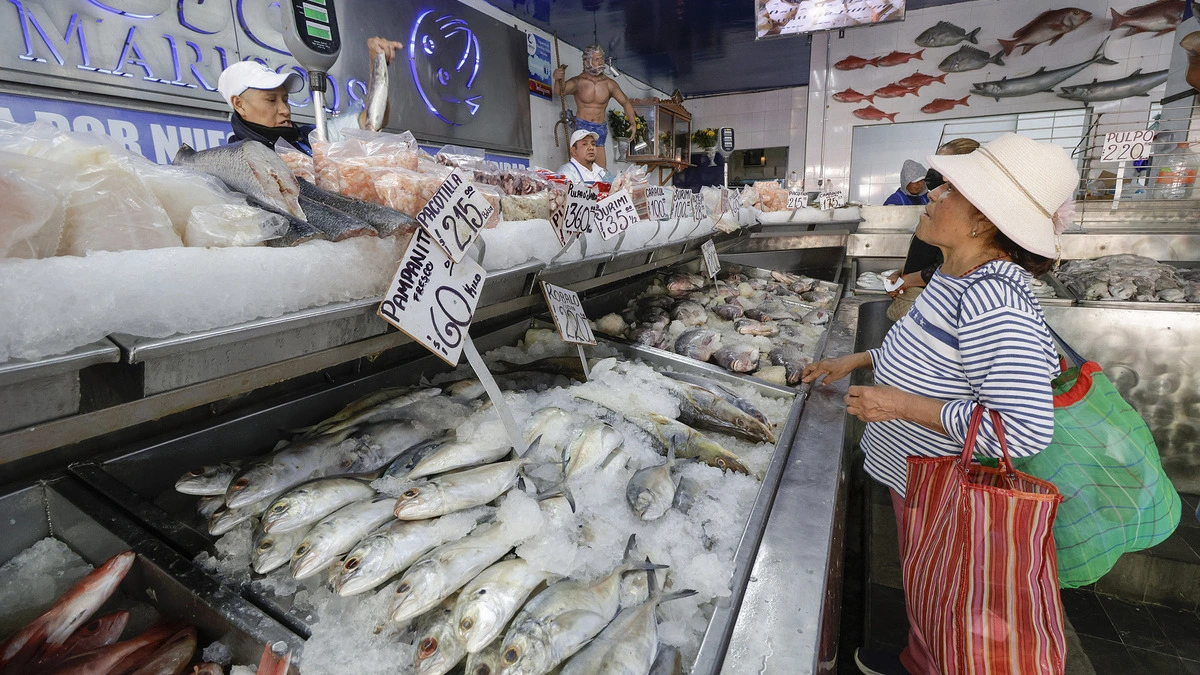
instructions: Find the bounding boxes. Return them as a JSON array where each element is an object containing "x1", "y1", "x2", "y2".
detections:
[
  {"x1": 217, "y1": 61, "x2": 304, "y2": 107},
  {"x1": 570, "y1": 129, "x2": 599, "y2": 146}
]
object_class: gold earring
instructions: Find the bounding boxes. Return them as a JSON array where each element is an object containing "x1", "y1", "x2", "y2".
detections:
[{"x1": 970, "y1": 229, "x2": 978, "y2": 238}]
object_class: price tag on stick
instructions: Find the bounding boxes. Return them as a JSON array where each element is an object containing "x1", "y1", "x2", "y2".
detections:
[
  {"x1": 595, "y1": 189, "x2": 640, "y2": 240},
  {"x1": 416, "y1": 169, "x2": 496, "y2": 263},
  {"x1": 540, "y1": 281, "x2": 595, "y2": 380},
  {"x1": 671, "y1": 190, "x2": 693, "y2": 219},
  {"x1": 646, "y1": 186, "x2": 669, "y2": 220},
  {"x1": 786, "y1": 190, "x2": 807, "y2": 210},
  {"x1": 1102, "y1": 130, "x2": 1155, "y2": 163},
  {"x1": 818, "y1": 189, "x2": 845, "y2": 211},
  {"x1": 552, "y1": 182, "x2": 597, "y2": 246},
  {"x1": 701, "y1": 239, "x2": 720, "y2": 279}
]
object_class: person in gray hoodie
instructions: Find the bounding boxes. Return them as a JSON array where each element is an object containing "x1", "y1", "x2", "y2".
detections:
[{"x1": 883, "y1": 159, "x2": 930, "y2": 206}]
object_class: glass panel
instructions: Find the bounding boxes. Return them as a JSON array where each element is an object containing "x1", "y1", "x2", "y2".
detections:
[{"x1": 659, "y1": 111, "x2": 675, "y2": 159}]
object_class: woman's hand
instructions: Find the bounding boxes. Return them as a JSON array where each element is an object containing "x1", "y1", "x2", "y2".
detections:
[
  {"x1": 367, "y1": 37, "x2": 404, "y2": 64},
  {"x1": 845, "y1": 385, "x2": 904, "y2": 422},
  {"x1": 886, "y1": 271, "x2": 927, "y2": 299},
  {"x1": 802, "y1": 352, "x2": 872, "y2": 385}
]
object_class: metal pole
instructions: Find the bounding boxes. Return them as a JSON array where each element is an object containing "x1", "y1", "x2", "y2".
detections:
[{"x1": 311, "y1": 72, "x2": 329, "y2": 143}]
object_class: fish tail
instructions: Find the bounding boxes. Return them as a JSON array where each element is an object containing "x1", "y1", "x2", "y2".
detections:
[
  {"x1": 884, "y1": 112, "x2": 898, "y2": 123},
  {"x1": 868, "y1": 56, "x2": 882, "y2": 67},
  {"x1": 657, "y1": 588, "x2": 699, "y2": 605},
  {"x1": 990, "y1": 51, "x2": 1005, "y2": 66},
  {"x1": 965, "y1": 27, "x2": 981, "y2": 44},
  {"x1": 865, "y1": 94, "x2": 875, "y2": 104},
  {"x1": 172, "y1": 144, "x2": 195, "y2": 164},
  {"x1": 958, "y1": 95, "x2": 970, "y2": 106},
  {"x1": 914, "y1": 49, "x2": 924, "y2": 60},
  {"x1": 935, "y1": 73, "x2": 947, "y2": 84},
  {"x1": 1094, "y1": 36, "x2": 1118, "y2": 66},
  {"x1": 1109, "y1": 7, "x2": 1128, "y2": 30},
  {"x1": 997, "y1": 38, "x2": 1017, "y2": 56}
]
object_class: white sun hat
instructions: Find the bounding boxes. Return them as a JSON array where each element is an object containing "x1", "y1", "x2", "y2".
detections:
[
  {"x1": 217, "y1": 61, "x2": 304, "y2": 107},
  {"x1": 927, "y1": 133, "x2": 1077, "y2": 258}
]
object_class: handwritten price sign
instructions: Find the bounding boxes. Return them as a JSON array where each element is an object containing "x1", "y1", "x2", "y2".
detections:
[
  {"x1": 646, "y1": 186, "x2": 669, "y2": 220},
  {"x1": 1102, "y1": 129, "x2": 1155, "y2": 163},
  {"x1": 595, "y1": 189, "x2": 640, "y2": 240},
  {"x1": 701, "y1": 239, "x2": 720, "y2": 279},
  {"x1": 693, "y1": 192, "x2": 707, "y2": 219},
  {"x1": 416, "y1": 169, "x2": 495, "y2": 263},
  {"x1": 818, "y1": 190, "x2": 846, "y2": 211},
  {"x1": 378, "y1": 228, "x2": 487, "y2": 366},
  {"x1": 727, "y1": 188, "x2": 743, "y2": 215},
  {"x1": 540, "y1": 282, "x2": 596, "y2": 345},
  {"x1": 787, "y1": 190, "x2": 808, "y2": 209},
  {"x1": 551, "y1": 182, "x2": 597, "y2": 245},
  {"x1": 671, "y1": 189, "x2": 694, "y2": 219}
]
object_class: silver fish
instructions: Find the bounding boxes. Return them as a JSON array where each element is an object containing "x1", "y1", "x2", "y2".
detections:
[
  {"x1": 564, "y1": 424, "x2": 623, "y2": 479},
  {"x1": 670, "y1": 380, "x2": 774, "y2": 444},
  {"x1": 208, "y1": 495, "x2": 275, "y2": 536},
  {"x1": 390, "y1": 521, "x2": 520, "y2": 623},
  {"x1": 196, "y1": 495, "x2": 225, "y2": 521},
  {"x1": 393, "y1": 458, "x2": 532, "y2": 520},
  {"x1": 802, "y1": 308, "x2": 831, "y2": 325},
  {"x1": 300, "y1": 387, "x2": 442, "y2": 440},
  {"x1": 414, "y1": 594, "x2": 466, "y2": 675},
  {"x1": 629, "y1": 326, "x2": 665, "y2": 347},
  {"x1": 408, "y1": 436, "x2": 512, "y2": 480},
  {"x1": 673, "y1": 329, "x2": 722, "y2": 361},
  {"x1": 297, "y1": 195, "x2": 375, "y2": 241},
  {"x1": 522, "y1": 407, "x2": 575, "y2": 450},
  {"x1": 1058, "y1": 68, "x2": 1168, "y2": 102},
  {"x1": 453, "y1": 558, "x2": 548, "y2": 653},
  {"x1": 175, "y1": 462, "x2": 242, "y2": 496},
  {"x1": 971, "y1": 38, "x2": 1117, "y2": 101},
  {"x1": 558, "y1": 588, "x2": 697, "y2": 675},
  {"x1": 648, "y1": 643, "x2": 684, "y2": 675},
  {"x1": 915, "y1": 21, "x2": 980, "y2": 47},
  {"x1": 937, "y1": 45, "x2": 1004, "y2": 73},
  {"x1": 497, "y1": 536, "x2": 665, "y2": 675},
  {"x1": 713, "y1": 344, "x2": 760, "y2": 373},
  {"x1": 646, "y1": 414, "x2": 753, "y2": 476},
  {"x1": 465, "y1": 638, "x2": 504, "y2": 675},
  {"x1": 247, "y1": 195, "x2": 323, "y2": 247},
  {"x1": 626, "y1": 448, "x2": 677, "y2": 521},
  {"x1": 289, "y1": 497, "x2": 397, "y2": 580},
  {"x1": 661, "y1": 371, "x2": 770, "y2": 427},
  {"x1": 173, "y1": 142, "x2": 304, "y2": 220},
  {"x1": 225, "y1": 420, "x2": 438, "y2": 509},
  {"x1": 252, "y1": 522, "x2": 308, "y2": 575},
  {"x1": 298, "y1": 177, "x2": 416, "y2": 238},
  {"x1": 260, "y1": 476, "x2": 377, "y2": 533},
  {"x1": 334, "y1": 515, "x2": 483, "y2": 596},
  {"x1": 365, "y1": 52, "x2": 389, "y2": 132},
  {"x1": 384, "y1": 434, "x2": 456, "y2": 479}
]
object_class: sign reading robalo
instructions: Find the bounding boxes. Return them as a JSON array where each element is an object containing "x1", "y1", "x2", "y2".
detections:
[
  {"x1": 540, "y1": 282, "x2": 596, "y2": 345},
  {"x1": 378, "y1": 228, "x2": 487, "y2": 366},
  {"x1": 416, "y1": 169, "x2": 495, "y2": 263}
]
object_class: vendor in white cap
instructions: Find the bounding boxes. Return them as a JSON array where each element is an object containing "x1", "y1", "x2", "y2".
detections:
[
  {"x1": 883, "y1": 159, "x2": 931, "y2": 206},
  {"x1": 803, "y1": 133, "x2": 1073, "y2": 675},
  {"x1": 217, "y1": 37, "x2": 402, "y2": 154},
  {"x1": 558, "y1": 129, "x2": 611, "y2": 183}
]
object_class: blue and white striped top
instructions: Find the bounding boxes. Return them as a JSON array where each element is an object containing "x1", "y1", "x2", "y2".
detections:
[{"x1": 861, "y1": 260, "x2": 1059, "y2": 497}]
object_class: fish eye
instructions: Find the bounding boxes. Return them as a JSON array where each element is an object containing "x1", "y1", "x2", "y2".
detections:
[
  {"x1": 437, "y1": 68, "x2": 450, "y2": 85},
  {"x1": 398, "y1": 582, "x2": 411, "y2": 593},
  {"x1": 258, "y1": 541, "x2": 273, "y2": 551},
  {"x1": 717, "y1": 459, "x2": 728, "y2": 468},
  {"x1": 475, "y1": 667, "x2": 491, "y2": 675},
  {"x1": 460, "y1": 618, "x2": 473, "y2": 631},
  {"x1": 403, "y1": 489, "x2": 420, "y2": 499},
  {"x1": 188, "y1": 467, "x2": 205, "y2": 476},
  {"x1": 295, "y1": 544, "x2": 308, "y2": 556},
  {"x1": 270, "y1": 504, "x2": 285, "y2": 513},
  {"x1": 477, "y1": 589, "x2": 487, "y2": 595},
  {"x1": 419, "y1": 637, "x2": 438, "y2": 658},
  {"x1": 422, "y1": 35, "x2": 435, "y2": 54},
  {"x1": 345, "y1": 557, "x2": 359, "y2": 570},
  {"x1": 504, "y1": 648, "x2": 520, "y2": 663}
]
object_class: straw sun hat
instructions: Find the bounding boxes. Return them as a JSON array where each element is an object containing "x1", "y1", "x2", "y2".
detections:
[{"x1": 927, "y1": 133, "x2": 1078, "y2": 259}]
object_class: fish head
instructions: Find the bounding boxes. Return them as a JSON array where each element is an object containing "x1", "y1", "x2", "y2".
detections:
[
  {"x1": 627, "y1": 485, "x2": 661, "y2": 520},
  {"x1": 391, "y1": 562, "x2": 441, "y2": 622},
  {"x1": 259, "y1": 494, "x2": 302, "y2": 532},
  {"x1": 415, "y1": 615, "x2": 463, "y2": 675},
  {"x1": 1065, "y1": 8, "x2": 1092, "y2": 26},
  {"x1": 455, "y1": 587, "x2": 509, "y2": 652},
  {"x1": 289, "y1": 531, "x2": 336, "y2": 580},
  {"x1": 497, "y1": 623, "x2": 553, "y2": 675},
  {"x1": 175, "y1": 465, "x2": 219, "y2": 492},
  {"x1": 334, "y1": 536, "x2": 393, "y2": 596},
  {"x1": 699, "y1": 443, "x2": 754, "y2": 476},
  {"x1": 223, "y1": 464, "x2": 274, "y2": 509},
  {"x1": 393, "y1": 481, "x2": 441, "y2": 519},
  {"x1": 971, "y1": 82, "x2": 1002, "y2": 96}
]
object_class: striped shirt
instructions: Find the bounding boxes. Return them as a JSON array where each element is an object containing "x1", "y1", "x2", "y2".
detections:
[{"x1": 861, "y1": 260, "x2": 1059, "y2": 496}]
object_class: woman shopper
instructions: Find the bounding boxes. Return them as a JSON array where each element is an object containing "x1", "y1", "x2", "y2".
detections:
[{"x1": 803, "y1": 133, "x2": 1074, "y2": 675}]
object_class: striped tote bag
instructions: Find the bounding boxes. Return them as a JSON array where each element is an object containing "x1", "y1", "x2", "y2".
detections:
[{"x1": 902, "y1": 405, "x2": 1066, "y2": 675}]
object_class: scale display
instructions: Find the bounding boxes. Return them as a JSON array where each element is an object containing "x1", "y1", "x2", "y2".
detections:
[{"x1": 286, "y1": 0, "x2": 341, "y2": 56}]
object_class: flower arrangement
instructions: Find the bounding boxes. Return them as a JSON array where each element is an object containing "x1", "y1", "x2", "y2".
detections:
[
  {"x1": 692, "y1": 128, "x2": 718, "y2": 149},
  {"x1": 607, "y1": 109, "x2": 632, "y2": 139}
]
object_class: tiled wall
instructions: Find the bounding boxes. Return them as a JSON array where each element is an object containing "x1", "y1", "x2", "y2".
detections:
[
  {"x1": 460, "y1": 0, "x2": 668, "y2": 173},
  {"x1": 683, "y1": 87, "x2": 809, "y2": 181},
  {"x1": 805, "y1": 0, "x2": 1180, "y2": 202}
]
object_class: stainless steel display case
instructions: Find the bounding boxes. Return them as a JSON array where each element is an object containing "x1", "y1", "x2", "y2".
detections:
[{"x1": 0, "y1": 340, "x2": 120, "y2": 433}]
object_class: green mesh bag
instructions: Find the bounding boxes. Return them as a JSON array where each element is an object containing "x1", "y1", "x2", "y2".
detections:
[{"x1": 1011, "y1": 359, "x2": 1181, "y2": 588}]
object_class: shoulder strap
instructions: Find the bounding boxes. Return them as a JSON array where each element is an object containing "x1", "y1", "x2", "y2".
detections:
[{"x1": 960, "y1": 272, "x2": 1085, "y2": 367}]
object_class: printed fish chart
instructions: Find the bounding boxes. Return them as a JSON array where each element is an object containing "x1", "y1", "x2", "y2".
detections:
[{"x1": 756, "y1": 0, "x2": 905, "y2": 38}]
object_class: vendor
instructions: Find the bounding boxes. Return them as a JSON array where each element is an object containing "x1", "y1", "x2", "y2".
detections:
[
  {"x1": 558, "y1": 129, "x2": 610, "y2": 183},
  {"x1": 883, "y1": 160, "x2": 930, "y2": 206},
  {"x1": 217, "y1": 37, "x2": 402, "y2": 154}
]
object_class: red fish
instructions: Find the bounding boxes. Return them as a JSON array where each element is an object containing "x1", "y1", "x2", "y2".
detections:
[
  {"x1": 876, "y1": 49, "x2": 924, "y2": 67},
  {"x1": 853, "y1": 106, "x2": 898, "y2": 123},
  {"x1": 834, "y1": 55, "x2": 880, "y2": 70},
  {"x1": 832, "y1": 88, "x2": 875, "y2": 103},
  {"x1": 1110, "y1": 0, "x2": 1184, "y2": 36},
  {"x1": 43, "y1": 621, "x2": 180, "y2": 675},
  {"x1": 897, "y1": 71, "x2": 948, "y2": 89},
  {"x1": 0, "y1": 551, "x2": 135, "y2": 671},
  {"x1": 873, "y1": 83, "x2": 919, "y2": 99},
  {"x1": 921, "y1": 96, "x2": 971, "y2": 113},
  {"x1": 127, "y1": 626, "x2": 197, "y2": 675},
  {"x1": 999, "y1": 8, "x2": 1092, "y2": 55},
  {"x1": 256, "y1": 641, "x2": 293, "y2": 675},
  {"x1": 33, "y1": 611, "x2": 129, "y2": 666}
]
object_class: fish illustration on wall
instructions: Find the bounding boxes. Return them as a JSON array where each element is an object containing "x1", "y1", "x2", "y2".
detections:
[
  {"x1": 832, "y1": 88, "x2": 876, "y2": 104},
  {"x1": 969, "y1": 37, "x2": 1117, "y2": 101},
  {"x1": 853, "y1": 106, "x2": 897, "y2": 122},
  {"x1": 915, "y1": 21, "x2": 982, "y2": 48},
  {"x1": 1109, "y1": 0, "x2": 1185, "y2": 37},
  {"x1": 1057, "y1": 68, "x2": 1169, "y2": 101},
  {"x1": 999, "y1": 8, "x2": 1093, "y2": 55},
  {"x1": 835, "y1": 55, "x2": 880, "y2": 70},
  {"x1": 897, "y1": 72, "x2": 948, "y2": 89},
  {"x1": 877, "y1": 49, "x2": 925, "y2": 67},
  {"x1": 938, "y1": 45, "x2": 1005, "y2": 73},
  {"x1": 873, "y1": 83, "x2": 919, "y2": 99},
  {"x1": 921, "y1": 96, "x2": 971, "y2": 113}
]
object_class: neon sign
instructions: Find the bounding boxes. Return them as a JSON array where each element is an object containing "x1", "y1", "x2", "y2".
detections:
[{"x1": 408, "y1": 9, "x2": 481, "y2": 126}]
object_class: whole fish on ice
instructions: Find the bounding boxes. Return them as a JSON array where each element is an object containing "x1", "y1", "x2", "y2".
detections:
[
  {"x1": 559, "y1": 584, "x2": 696, "y2": 675},
  {"x1": 915, "y1": 21, "x2": 981, "y2": 47},
  {"x1": 668, "y1": 379, "x2": 774, "y2": 443},
  {"x1": 297, "y1": 195, "x2": 375, "y2": 241},
  {"x1": 646, "y1": 413, "x2": 753, "y2": 476},
  {"x1": 252, "y1": 523, "x2": 308, "y2": 574},
  {"x1": 937, "y1": 45, "x2": 1004, "y2": 73},
  {"x1": 563, "y1": 423, "x2": 624, "y2": 478},
  {"x1": 289, "y1": 496, "x2": 397, "y2": 580},
  {"x1": 998, "y1": 8, "x2": 1092, "y2": 55},
  {"x1": 414, "y1": 595, "x2": 467, "y2": 675},
  {"x1": 334, "y1": 514, "x2": 484, "y2": 596},
  {"x1": 209, "y1": 495, "x2": 276, "y2": 535},
  {"x1": 626, "y1": 447, "x2": 678, "y2": 521},
  {"x1": 173, "y1": 142, "x2": 305, "y2": 220},
  {"x1": 407, "y1": 436, "x2": 513, "y2": 480},
  {"x1": 1058, "y1": 68, "x2": 1168, "y2": 102},
  {"x1": 971, "y1": 38, "x2": 1117, "y2": 101},
  {"x1": 394, "y1": 450, "x2": 549, "y2": 520},
  {"x1": 298, "y1": 177, "x2": 417, "y2": 238},
  {"x1": 175, "y1": 461, "x2": 243, "y2": 496},
  {"x1": 453, "y1": 558, "x2": 548, "y2": 653},
  {"x1": 260, "y1": 476, "x2": 377, "y2": 533},
  {"x1": 662, "y1": 371, "x2": 771, "y2": 427},
  {"x1": 297, "y1": 386, "x2": 439, "y2": 439}
]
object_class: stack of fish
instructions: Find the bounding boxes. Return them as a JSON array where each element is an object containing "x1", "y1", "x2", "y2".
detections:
[
  {"x1": 175, "y1": 343, "x2": 781, "y2": 674},
  {"x1": 1057, "y1": 254, "x2": 1199, "y2": 303},
  {"x1": 596, "y1": 264, "x2": 836, "y2": 385},
  {"x1": 0, "y1": 550, "x2": 234, "y2": 674}
]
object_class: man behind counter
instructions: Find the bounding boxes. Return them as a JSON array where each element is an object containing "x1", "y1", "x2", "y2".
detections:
[
  {"x1": 558, "y1": 129, "x2": 612, "y2": 183},
  {"x1": 216, "y1": 37, "x2": 402, "y2": 155}
]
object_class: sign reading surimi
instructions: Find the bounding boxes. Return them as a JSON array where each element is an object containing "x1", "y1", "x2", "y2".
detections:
[{"x1": 755, "y1": 0, "x2": 906, "y2": 38}]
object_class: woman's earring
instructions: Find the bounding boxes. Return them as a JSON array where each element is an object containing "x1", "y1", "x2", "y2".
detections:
[{"x1": 970, "y1": 229, "x2": 978, "y2": 238}]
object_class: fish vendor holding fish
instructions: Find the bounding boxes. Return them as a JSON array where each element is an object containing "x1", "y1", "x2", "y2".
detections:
[
  {"x1": 216, "y1": 37, "x2": 402, "y2": 155},
  {"x1": 804, "y1": 133, "x2": 1068, "y2": 675}
]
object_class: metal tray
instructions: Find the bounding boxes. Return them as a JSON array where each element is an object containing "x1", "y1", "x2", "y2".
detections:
[
  {"x1": 1036, "y1": 273, "x2": 1077, "y2": 307},
  {"x1": 0, "y1": 476, "x2": 301, "y2": 666},
  {"x1": 1076, "y1": 298, "x2": 1200, "y2": 311},
  {"x1": 70, "y1": 316, "x2": 804, "y2": 672}
]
